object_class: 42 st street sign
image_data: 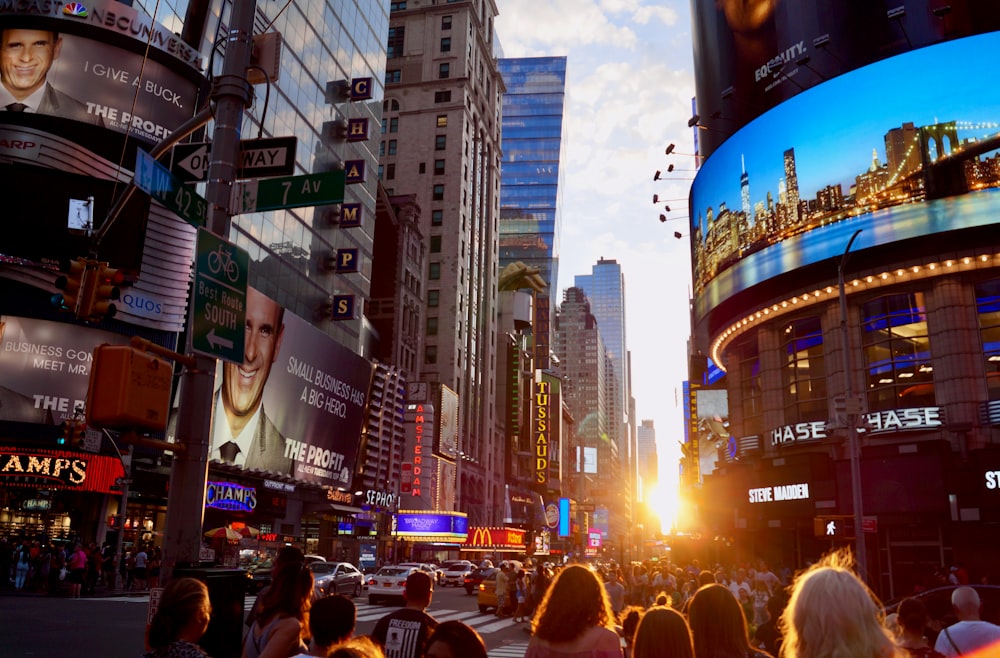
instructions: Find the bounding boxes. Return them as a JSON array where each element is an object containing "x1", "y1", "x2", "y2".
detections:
[
  {"x1": 134, "y1": 150, "x2": 208, "y2": 227},
  {"x1": 171, "y1": 136, "x2": 298, "y2": 183},
  {"x1": 191, "y1": 228, "x2": 249, "y2": 364}
]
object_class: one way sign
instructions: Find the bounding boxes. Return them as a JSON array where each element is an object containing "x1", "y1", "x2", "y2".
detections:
[{"x1": 171, "y1": 136, "x2": 297, "y2": 182}]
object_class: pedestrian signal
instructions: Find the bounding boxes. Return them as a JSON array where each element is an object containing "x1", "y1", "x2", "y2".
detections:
[{"x1": 813, "y1": 515, "x2": 856, "y2": 539}]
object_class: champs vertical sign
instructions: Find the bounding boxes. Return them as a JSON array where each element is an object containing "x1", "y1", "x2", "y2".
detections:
[{"x1": 534, "y1": 379, "x2": 551, "y2": 485}]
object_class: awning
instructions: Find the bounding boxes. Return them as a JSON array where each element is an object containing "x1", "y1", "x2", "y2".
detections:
[{"x1": 329, "y1": 503, "x2": 364, "y2": 514}]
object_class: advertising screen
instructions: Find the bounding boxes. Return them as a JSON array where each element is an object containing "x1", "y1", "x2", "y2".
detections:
[
  {"x1": 691, "y1": 31, "x2": 1000, "y2": 324},
  {"x1": 167, "y1": 287, "x2": 375, "y2": 490},
  {"x1": 690, "y1": 0, "x2": 1000, "y2": 157}
]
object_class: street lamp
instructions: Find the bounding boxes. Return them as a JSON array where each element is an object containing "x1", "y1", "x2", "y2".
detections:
[{"x1": 838, "y1": 228, "x2": 867, "y2": 581}]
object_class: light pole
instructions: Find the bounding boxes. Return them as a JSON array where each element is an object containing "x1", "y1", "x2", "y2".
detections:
[{"x1": 838, "y1": 228, "x2": 867, "y2": 581}]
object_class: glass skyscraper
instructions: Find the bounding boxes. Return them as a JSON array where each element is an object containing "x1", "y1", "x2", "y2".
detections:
[{"x1": 498, "y1": 56, "x2": 567, "y2": 295}]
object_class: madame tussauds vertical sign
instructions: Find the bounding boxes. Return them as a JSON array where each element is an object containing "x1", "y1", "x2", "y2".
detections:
[{"x1": 534, "y1": 380, "x2": 550, "y2": 484}]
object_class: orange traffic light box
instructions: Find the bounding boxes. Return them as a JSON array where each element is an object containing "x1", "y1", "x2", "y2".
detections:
[{"x1": 86, "y1": 345, "x2": 172, "y2": 432}]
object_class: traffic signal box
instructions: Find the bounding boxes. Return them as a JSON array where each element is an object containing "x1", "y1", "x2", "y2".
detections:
[
  {"x1": 53, "y1": 258, "x2": 89, "y2": 314},
  {"x1": 88, "y1": 262, "x2": 122, "y2": 319},
  {"x1": 86, "y1": 345, "x2": 172, "y2": 432},
  {"x1": 53, "y1": 259, "x2": 122, "y2": 321},
  {"x1": 58, "y1": 418, "x2": 86, "y2": 448},
  {"x1": 813, "y1": 515, "x2": 856, "y2": 540}
]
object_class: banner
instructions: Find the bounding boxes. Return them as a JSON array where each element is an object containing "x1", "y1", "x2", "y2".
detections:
[
  {"x1": 0, "y1": 446, "x2": 124, "y2": 493},
  {"x1": 0, "y1": 316, "x2": 131, "y2": 425}
]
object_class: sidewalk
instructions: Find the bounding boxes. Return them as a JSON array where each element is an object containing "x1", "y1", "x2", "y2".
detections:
[{"x1": 0, "y1": 580, "x2": 150, "y2": 598}]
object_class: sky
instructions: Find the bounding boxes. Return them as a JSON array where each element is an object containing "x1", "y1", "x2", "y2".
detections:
[{"x1": 495, "y1": 0, "x2": 699, "y2": 503}]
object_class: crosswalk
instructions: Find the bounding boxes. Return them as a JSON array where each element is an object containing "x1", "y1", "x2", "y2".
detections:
[{"x1": 487, "y1": 641, "x2": 530, "y2": 657}]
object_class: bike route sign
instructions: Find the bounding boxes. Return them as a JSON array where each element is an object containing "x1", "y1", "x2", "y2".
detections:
[{"x1": 191, "y1": 228, "x2": 248, "y2": 364}]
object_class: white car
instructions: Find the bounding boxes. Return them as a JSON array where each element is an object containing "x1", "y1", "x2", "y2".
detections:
[
  {"x1": 399, "y1": 562, "x2": 444, "y2": 585},
  {"x1": 440, "y1": 560, "x2": 475, "y2": 587},
  {"x1": 368, "y1": 565, "x2": 418, "y2": 605}
]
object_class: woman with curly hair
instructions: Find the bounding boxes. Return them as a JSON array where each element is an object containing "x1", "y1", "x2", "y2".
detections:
[
  {"x1": 243, "y1": 557, "x2": 313, "y2": 658},
  {"x1": 687, "y1": 584, "x2": 771, "y2": 658},
  {"x1": 142, "y1": 577, "x2": 212, "y2": 658},
  {"x1": 780, "y1": 549, "x2": 901, "y2": 658},
  {"x1": 525, "y1": 564, "x2": 623, "y2": 658}
]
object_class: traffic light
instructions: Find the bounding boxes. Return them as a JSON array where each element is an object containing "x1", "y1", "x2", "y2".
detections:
[
  {"x1": 88, "y1": 262, "x2": 122, "y2": 319},
  {"x1": 814, "y1": 515, "x2": 856, "y2": 539},
  {"x1": 53, "y1": 258, "x2": 88, "y2": 314},
  {"x1": 59, "y1": 419, "x2": 86, "y2": 448}
]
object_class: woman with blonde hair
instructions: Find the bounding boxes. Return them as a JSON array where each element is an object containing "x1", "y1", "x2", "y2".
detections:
[
  {"x1": 141, "y1": 577, "x2": 212, "y2": 657},
  {"x1": 780, "y1": 549, "x2": 901, "y2": 658},
  {"x1": 525, "y1": 564, "x2": 623, "y2": 657},
  {"x1": 632, "y1": 606, "x2": 694, "y2": 658}
]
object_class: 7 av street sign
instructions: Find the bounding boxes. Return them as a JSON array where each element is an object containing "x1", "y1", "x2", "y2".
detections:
[
  {"x1": 232, "y1": 170, "x2": 345, "y2": 214},
  {"x1": 171, "y1": 136, "x2": 298, "y2": 183}
]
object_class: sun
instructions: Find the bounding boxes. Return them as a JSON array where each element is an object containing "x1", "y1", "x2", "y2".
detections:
[{"x1": 646, "y1": 480, "x2": 683, "y2": 535}]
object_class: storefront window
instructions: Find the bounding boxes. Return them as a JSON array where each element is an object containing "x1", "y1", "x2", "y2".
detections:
[
  {"x1": 735, "y1": 330, "x2": 762, "y2": 437},
  {"x1": 782, "y1": 316, "x2": 827, "y2": 422},
  {"x1": 976, "y1": 278, "x2": 1000, "y2": 400},
  {"x1": 861, "y1": 292, "x2": 934, "y2": 411}
]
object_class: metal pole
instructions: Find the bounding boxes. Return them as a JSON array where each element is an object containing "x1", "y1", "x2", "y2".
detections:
[
  {"x1": 838, "y1": 228, "x2": 867, "y2": 581},
  {"x1": 161, "y1": 1, "x2": 256, "y2": 584},
  {"x1": 103, "y1": 430, "x2": 130, "y2": 590}
]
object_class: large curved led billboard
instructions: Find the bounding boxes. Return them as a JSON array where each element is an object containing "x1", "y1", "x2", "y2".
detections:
[
  {"x1": 691, "y1": 0, "x2": 1000, "y2": 158},
  {"x1": 690, "y1": 31, "x2": 1000, "y2": 325}
]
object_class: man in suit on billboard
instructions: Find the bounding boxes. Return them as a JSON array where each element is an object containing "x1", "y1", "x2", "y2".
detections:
[
  {"x1": 211, "y1": 287, "x2": 293, "y2": 474},
  {"x1": 0, "y1": 28, "x2": 100, "y2": 124}
]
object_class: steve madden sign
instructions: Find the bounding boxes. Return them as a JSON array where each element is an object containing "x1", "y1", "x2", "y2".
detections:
[{"x1": 770, "y1": 407, "x2": 943, "y2": 446}]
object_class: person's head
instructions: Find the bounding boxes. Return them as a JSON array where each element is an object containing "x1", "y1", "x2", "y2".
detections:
[
  {"x1": 780, "y1": 549, "x2": 896, "y2": 658},
  {"x1": 897, "y1": 596, "x2": 933, "y2": 637},
  {"x1": 698, "y1": 570, "x2": 716, "y2": 586},
  {"x1": 620, "y1": 606, "x2": 644, "y2": 646},
  {"x1": 633, "y1": 606, "x2": 694, "y2": 658},
  {"x1": 330, "y1": 636, "x2": 384, "y2": 658},
  {"x1": 687, "y1": 584, "x2": 753, "y2": 658},
  {"x1": 146, "y1": 577, "x2": 211, "y2": 649},
  {"x1": 222, "y1": 287, "x2": 284, "y2": 421},
  {"x1": 951, "y1": 585, "x2": 983, "y2": 621},
  {"x1": 309, "y1": 594, "x2": 355, "y2": 648},
  {"x1": 259, "y1": 556, "x2": 312, "y2": 626},
  {"x1": 403, "y1": 570, "x2": 433, "y2": 608},
  {"x1": 532, "y1": 564, "x2": 616, "y2": 644},
  {"x1": 424, "y1": 620, "x2": 487, "y2": 658},
  {"x1": 1, "y1": 29, "x2": 61, "y2": 100}
]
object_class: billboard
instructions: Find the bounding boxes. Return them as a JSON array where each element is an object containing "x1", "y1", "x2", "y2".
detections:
[
  {"x1": 0, "y1": 7, "x2": 200, "y2": 141},
  {"x1": 436, "y1": 384, "x2": 459, "y2": 460},
  {"x1": 691, "y1": 31, "x2": 1000, "y2": 324},
  {"x1": 0, "y1": 315, "x2": 132, "y2": 426},
  {"x1": 167, "y1": 287, "x2": 375, "y2": 490},
  {"x1": 690, "y1": 0, "x2": 1000, "y2": 157}
]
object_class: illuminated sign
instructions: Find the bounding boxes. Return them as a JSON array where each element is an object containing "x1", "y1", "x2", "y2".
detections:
[
  {"x1": 364, "y1": 489, "x2": 397, "y2": 510},
  {"x1": 748, "y1": 482, "x2": 810, "y2": 504},
  {"x1": 770, "y1": 407, "x2": 943, "y2": 445},
  {"x1": 394, "y1": 510, "x2": 468, "y2": 541},
  {"x1": 588, "y1": 531, "x2": 602, "y2": 548},
  {"x1": 0, "y1": 447, "x2": 123, "y2": 492},
  {"x1": 205, "y1": 481, "x2": 257, "y2": 512},
  {"x1": 327, "y1": 489, "x2": 354, "y2": 504},
  {"x1": 534, "y1": 380, "x2": 550, "y2": 484},
  {"x1": 405, "y1": 404, "x2": 433, "y2": 497},
  {"x1": 558, "y1": 497, "x2": 570, "y2": 537},
  {"x1": 23, "y1": 499, "x2": 52, "y2": 511},
  {"x1": 770, "y1": 421, "x2": 827, "y2": 446},
  {"x1": 986, "y1": 471, "x2": 1000, "y2": 490},
  {"x1": 463, "y1": 526, "x2": 526, "y2": 548}
]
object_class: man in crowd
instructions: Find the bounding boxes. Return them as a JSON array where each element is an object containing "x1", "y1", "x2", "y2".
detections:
[
  {"x1": 934, "y1": 586, "x2": 1000, "y2": 656},
  {"x1": 372, "y1": 571, "x2": 438, "y2": 658},
  {"x1": 290, "y1": 594, "x2": 356, "y2": 657}
]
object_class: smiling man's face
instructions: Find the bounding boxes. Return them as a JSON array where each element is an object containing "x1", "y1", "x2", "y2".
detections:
[
  {"x1": 1, "y1": 29, "x2": 61, "y2": 100},
  {"x1": 222, "y1": 288, "x2": 284, "y2": 419}
]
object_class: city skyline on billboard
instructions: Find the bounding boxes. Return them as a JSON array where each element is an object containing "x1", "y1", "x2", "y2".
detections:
[{"x1": 691, "y1": 31, "x2": 1000, "y2": 319}]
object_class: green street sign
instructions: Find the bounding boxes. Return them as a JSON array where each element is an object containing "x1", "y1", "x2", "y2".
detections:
[
  {"x1": 191, "y1": 228, "x2": 248, "y2": 364},
  {"x1": 134, "y1": 149, "x2": 208, "y2": 227},
  {"x1": 232, "y1": 170, "x2": 346, "y2": 213}
]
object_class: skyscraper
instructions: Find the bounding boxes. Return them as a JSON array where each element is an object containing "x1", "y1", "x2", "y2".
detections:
[
  {"x1": 740, "y1": 154, "x2": 751, "y2": 219},
  {"x1": 783, "y1": 147, "x2": 800, "y2": 220}
]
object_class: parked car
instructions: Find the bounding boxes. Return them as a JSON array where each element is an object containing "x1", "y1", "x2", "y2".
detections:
[
  {"x1": 310, "y1": 561, "x2": 365, "y2": 598},
  {"x1": 368, "y1": 565, "x2": 418, "y2": 605},
  {"x1": 441, "y1": 560, "x2": 475, "y2": 587},
  {"x1": 464, "y1": 566, "x2": 496, "y2": 595},
  {"x1": 884, "y1": 584, "x2": 1000, "y2": 646}
]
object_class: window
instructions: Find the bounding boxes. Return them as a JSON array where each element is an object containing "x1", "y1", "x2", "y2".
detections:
[
  {"x1": 388, "y1": 140, "x2": 397, "y2": 155},
  {"x1": 425, "y1": 345, "x2": 437, "y2": 364},
  {"x1": 418, "y1": 163, "x2": 426, "y2": 174},
  {"x1": 385, "y1": 164, "x2": 395, "y2": 180},
  {"x1": 431, "y1": 210, "x2": 443, "y2": 226},
  {"x1": 442, "y1": 15, "x2": 452, "y2": 29},
  {"x1": 436, "y1": 114, "x2": 448, "y2": 128},
  {"x1": 389, "y1": 117, "x2": 398, "y2": 133},
  {"x1": 380, "y1": 118, "x2": 387, "y2": 134},
  {"x1": 430, "y1": 236, "x2": 442, "y2": 253},
  {"x1": 434, "y1": 159, "x2": 445, "y2": 175},
  {"x1": 435, "y1": 135, "x2": 446, "y2": 150},
  {"x1": 387, "y1": 26, "x2": 404, "y2": 58},
  {"x1": 432, "y1": 184, "x2": 444, "y2": 200},
  {"x1": 440, "y1": 37, "x2": 451, "y2": 53},
  {"x1": 735, "y1": 331, "x2": 763, "y2": 437},
  {"x1": 385, "y1": 70, "x2": 401, "y2": 84},
  {"x1": 377, "y1": 164, "x2": 384, "y2": 179},
  {"x1": 861, "y1": 292, "x2": 934, "y2": 411},
  {"x1": 782, "y1": 317, "x2": 827, "y2": 422},
  {"x1": 439, "y1": 63, "x2": 450, "y2": 79},
  {"x1": 379, "y1": 141, "x2": 385, "y2": 157},
  {"x1": 428, "y1": 290, "x2": 440, "y2": 307},
  {"x1": 429, "y1": 262, "x2": 441, "y2": 279},
  {"x1": 434, "y1": 91, "x2": 451, "y2": 103},
  {"x1": 426, "y1": 317, "x2": 438, "y2": 336},
  {"x1": 390, "y1": 1, "x2": 406, "y2": 10},
  {"x1": 976, "y1": 278, "x2": 1000, "y2": 399}
]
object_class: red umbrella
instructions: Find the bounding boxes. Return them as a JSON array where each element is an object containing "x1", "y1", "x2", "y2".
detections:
[{"x1": 204, "y1": 527, "x2": 241, "y2": 541}]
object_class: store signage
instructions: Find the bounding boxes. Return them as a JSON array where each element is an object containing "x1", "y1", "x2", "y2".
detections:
[
  {"x1": 364, "y1": 489, "x2": 397, "y2": 510},
  {"x1": 407, "y1": 404, "x2": 431, "y2": 497},
  {"x1": 748, "y1": 482, "x2": 810, "y2": 504},
  {"x1": 394, "y1": 511, "x2": 468, "y2": 540},
  {"x1": 463, "y1": 527, "x2": 526, "y2": 548},
  {"x1": 205, "y1": 481, "x2": 257, "y2": 512},
  {"x1": 263, "y1": 480, "x2": 295, "y2": 492},
  {"x1": 0, "y1": 447, "x2": 123, "y2": 493},
  {"x1": 770, "y1": 406, "x2": 943, "y2": 446},
  {"x1": 588, "y1": 531, "x2": 603, "y2": 548},
  {"x1": 534, "y1": 380, "x2": 551, "y2": 484},
  {"x1": 327, "y1": 489, "x2": 354, "y2": 504},
  {"x1": 985, "y1": 471, "x2": 1000, "y2": 489},
  {"x1": 23, "y1": 499, "x2": 52, "y2": 511}
]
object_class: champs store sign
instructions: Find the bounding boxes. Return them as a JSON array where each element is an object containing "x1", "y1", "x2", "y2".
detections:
[
  {"x1": 463, "y1": 526, "x2": 526, "y2": 550},
  {"x1": 0, "y1": 447, "x2": 124, "y2": 493}
]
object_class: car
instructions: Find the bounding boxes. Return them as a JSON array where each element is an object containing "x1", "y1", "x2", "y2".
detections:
[
  {"x1": 440, "y1": 560, "x2": 475, "y2": 587},
  {"x1": 245, "y1": 557, "x2": 276, "y2": 594},
  {"x1": 477, "y1": 569, "x2": 517, "y2": 615},
  {"x1": 464, "y1": 566, "x2": 496, "y2": 595},
  {"x1": 368, "y1": 565, "x2": 418, "y2": 605},
  {"x1": 309, "y1": 561, "x2": 364, "y2": 598},
  {"x1": 884, "y1": 584, "x2": 1000, "y2": 646},
  {"x1": 399, "y1": 562, "x2": 443, "y2": 585}
]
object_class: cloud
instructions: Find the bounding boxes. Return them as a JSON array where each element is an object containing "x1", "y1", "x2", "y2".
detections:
[{"x1": 496, "y1": 0, "x2": 637, "y2": 55}]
